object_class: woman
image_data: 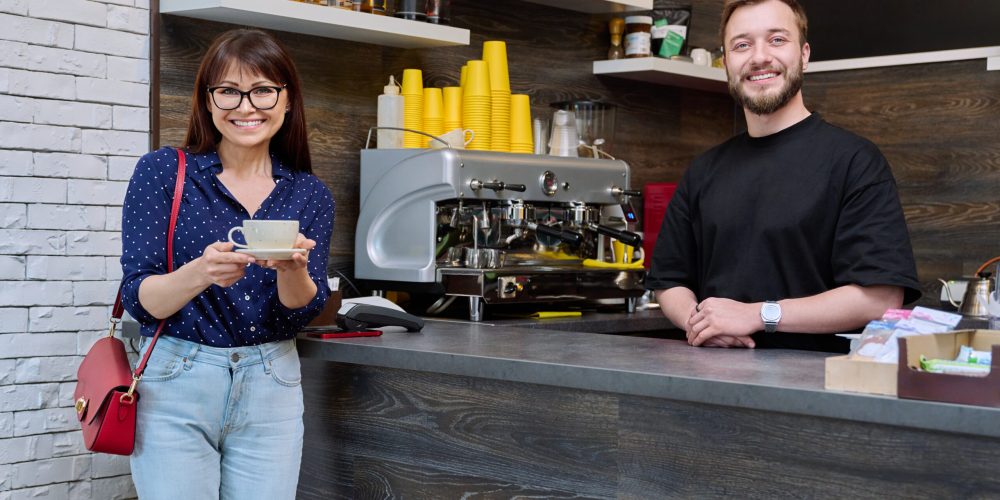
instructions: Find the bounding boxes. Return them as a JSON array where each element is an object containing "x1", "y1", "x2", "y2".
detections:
[{"x1": 120, "y1": 29, "x2": 334, "y2": 499}]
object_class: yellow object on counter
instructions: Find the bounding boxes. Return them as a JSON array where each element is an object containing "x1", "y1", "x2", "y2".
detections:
[
  {"x1": 537, "y1": 250, "x2": 579, "y2": 260},
  {"x1": 531, "y1": 311, "x2": 582, "y2": 319},
  {"x1": 581, "y1": 258, "x2": 644, "y2": 270}
]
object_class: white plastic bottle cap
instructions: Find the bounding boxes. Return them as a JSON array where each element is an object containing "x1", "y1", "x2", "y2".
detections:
[{"x1": 384, "y1": 75, "x2": 400, "y2": 95}]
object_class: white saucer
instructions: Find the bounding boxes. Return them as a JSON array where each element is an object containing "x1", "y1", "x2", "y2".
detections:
[{"x1": 235, "y1": 248, "x2": 306, "y2": 260}]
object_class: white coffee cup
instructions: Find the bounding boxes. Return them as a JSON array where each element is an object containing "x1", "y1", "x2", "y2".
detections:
[
  {"x1": 227, "y1": 220, "x2": 298, "y2": 249},
  {"x1": 430, "y1": 128, "x2": 475, "y2": 149},
  {"x1": 691, "y1": 48, "x2": 711, "y2": 66}
]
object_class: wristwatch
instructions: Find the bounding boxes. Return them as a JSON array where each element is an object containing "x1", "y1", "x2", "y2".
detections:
[{"x1": 760, "y1": 301, "x2": 781, "y2": 333}]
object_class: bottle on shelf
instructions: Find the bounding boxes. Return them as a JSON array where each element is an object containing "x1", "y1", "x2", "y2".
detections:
[
  {"x1": 394, "y1": 0, "x2": 426, "y2": 21},
  {"x1": 608, "y1": 18, "x2": 625, "y2": 60},
  {"x1": 360, "y1": 0, "x2": 387, "y2": 15},
  {"x1": 377, "y1": 75, "x2": 405, "y2": 149}
]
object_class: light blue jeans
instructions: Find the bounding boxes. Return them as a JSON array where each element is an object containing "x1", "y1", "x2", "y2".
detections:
[{"x1": 129, "y1": 335, "x2": 304, "y2": 500}]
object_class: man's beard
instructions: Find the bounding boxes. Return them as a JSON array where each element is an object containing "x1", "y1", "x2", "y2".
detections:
[{"x1": 728, "y1": 61, "x2": 804, "y2": 116}]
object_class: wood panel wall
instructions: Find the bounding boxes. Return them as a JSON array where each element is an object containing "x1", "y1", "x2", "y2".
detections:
[
  {"x1": 156, "y1": 0, "x2": 734, "y2": 270},
  {"x1": 158, "y1": 0, "x2": 1000, "y2": 306}
]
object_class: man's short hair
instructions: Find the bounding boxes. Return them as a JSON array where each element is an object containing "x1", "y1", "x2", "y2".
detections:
[{"x1": 719, "y1": 0, "x2": 808, "y2": 50}]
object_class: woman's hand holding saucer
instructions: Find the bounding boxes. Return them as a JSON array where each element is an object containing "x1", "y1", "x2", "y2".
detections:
[{"x1": 259, "y1": 233, "x2": 314, "y2": 272}]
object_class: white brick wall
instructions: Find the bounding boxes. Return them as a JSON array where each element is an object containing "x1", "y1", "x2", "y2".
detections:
[{"x1": 1, "y1": 2, "x2": 149, "y2": 497}]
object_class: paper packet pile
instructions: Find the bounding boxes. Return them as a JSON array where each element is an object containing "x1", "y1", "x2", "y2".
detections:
[{"x1": 850, "y1": 307, "x2": 963, "y2": 364}]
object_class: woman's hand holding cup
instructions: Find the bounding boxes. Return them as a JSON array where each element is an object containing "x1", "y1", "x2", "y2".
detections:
[{"x1": 199, "y1": 241, "x2": 256, "y2": 288}]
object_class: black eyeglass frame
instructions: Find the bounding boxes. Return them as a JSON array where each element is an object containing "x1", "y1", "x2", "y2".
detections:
[{"x1": 207, "y1": 84, "x2": 287, "y2": 110}]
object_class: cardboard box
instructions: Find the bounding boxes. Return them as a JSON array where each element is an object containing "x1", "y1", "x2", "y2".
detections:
[
  {"x1": 897, "y1": 329, "x2": 1000, "y2": 407},
  {"x1": 824, "y1": 353, "x2": 898, "y2": 396}
]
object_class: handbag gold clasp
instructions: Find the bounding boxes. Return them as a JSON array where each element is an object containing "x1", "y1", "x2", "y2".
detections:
[
  {"x1": 107, "y1": 317, "x2": 121, "y2": 338},
  {"x1": 120, "y1": 375, "x2": 140, "y2": 405},
  {"x1": 76, "y1": 398, "x2": 87, "y2": 417},
  {"x1": 75, "y1": 397, "x2": 88, "y2": 416}
]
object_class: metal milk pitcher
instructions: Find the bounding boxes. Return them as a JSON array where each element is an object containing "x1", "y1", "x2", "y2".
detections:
[{"x1": 942, "y1": 273, "x2": 992, "y2": 317}]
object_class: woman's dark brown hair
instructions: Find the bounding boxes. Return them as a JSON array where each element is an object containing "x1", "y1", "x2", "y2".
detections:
[{"x1": 183, "y1": 29, "x2": 312, "y2": 173}]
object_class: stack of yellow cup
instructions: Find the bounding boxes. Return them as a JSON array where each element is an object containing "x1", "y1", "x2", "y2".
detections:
[
  {"x1": 423, "y1": 87, "x2": 444, "y2": 147},
  {"x1": 443, "y1": 87, "x2": 462, "y2": 133},
  {"x1": 483, "y1": 41, "x2": 510, "y2": 153},
  {"x1": 462, "y1": 60, "x2": 491, "y2": 151},
  {"x1": 401, "y1": 69, "x2": 424, "y2": 148},
  {"x1": 509, "y1": 94, "x2": 533, "y2": 154}
]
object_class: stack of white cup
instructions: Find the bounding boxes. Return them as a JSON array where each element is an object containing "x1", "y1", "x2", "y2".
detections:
[{"x1": 548, "y1": 110, "x2": 580, "y2": 157}]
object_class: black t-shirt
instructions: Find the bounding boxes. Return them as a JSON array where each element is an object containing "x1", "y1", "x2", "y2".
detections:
[{"x1": 647, "y1": 113, "x2": 921, "y2": 352}]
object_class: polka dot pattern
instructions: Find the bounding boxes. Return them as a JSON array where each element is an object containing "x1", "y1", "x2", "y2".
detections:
[{"x1": 119, "y1": 146, "x2": 336, "y2": 347}]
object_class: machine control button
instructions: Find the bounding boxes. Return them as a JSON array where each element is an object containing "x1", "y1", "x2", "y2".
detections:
[
  {"x1": 498, "y1": 277, "x2": 524, "y2": 299},
  {"x1": 540, "y1": 171, "x2": 558, "y2": 196}
]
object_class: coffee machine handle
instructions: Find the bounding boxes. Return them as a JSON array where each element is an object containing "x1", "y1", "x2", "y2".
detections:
[
  {"x1": 533, "y1": 223, "x2": 583, "y2": 245},
  {"x1": 592, "y1": 224, "x2": 642, "y2": 247}
]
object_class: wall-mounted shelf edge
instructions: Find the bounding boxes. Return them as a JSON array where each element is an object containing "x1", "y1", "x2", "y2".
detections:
[
  {"x1": 523, "y1": 0, "x2": 652, "y2": 13},
  {"x1": 595, "y1": 46, "x2": 1000, "y2": 92},
  {"x1": 593, "y1": 58, "x2": 727, "y2": 93},
  {"x1": 807, "y1": 46, "x2": 1000, "y2": 73},
  {"x1": 160, "y1": 0, "x2": 470, "y2": 48}
]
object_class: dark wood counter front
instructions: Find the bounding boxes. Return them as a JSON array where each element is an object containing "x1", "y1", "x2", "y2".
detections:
[{"x1": 295, "y1": 316, "x2": 1000, "y2": 498}]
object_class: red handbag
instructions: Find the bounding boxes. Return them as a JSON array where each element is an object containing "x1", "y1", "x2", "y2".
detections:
[{"x1": 73, "y1": 148, "x2": 186, "y2": 455}]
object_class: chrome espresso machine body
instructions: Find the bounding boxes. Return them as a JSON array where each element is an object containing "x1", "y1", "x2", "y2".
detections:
[{"x1": 355, "y1": 148, "x2": 645, "y2": 321}]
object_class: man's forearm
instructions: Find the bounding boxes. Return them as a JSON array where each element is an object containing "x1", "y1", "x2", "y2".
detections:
[
  {"x1": 776, "y1": 284, "x2": 903, "y2": 333},
  {"x1": 655, "y1": 287, "x2": 698, "y2": 331}
]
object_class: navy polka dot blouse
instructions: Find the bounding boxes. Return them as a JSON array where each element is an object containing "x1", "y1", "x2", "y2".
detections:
[{"x1": 120, "y1": 146, "x2": 335, "y2": 347}]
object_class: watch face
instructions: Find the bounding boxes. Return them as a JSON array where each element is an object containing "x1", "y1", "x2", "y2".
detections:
[{"x1": 762, "y1": 302, "x2": 781, "y2": 322}]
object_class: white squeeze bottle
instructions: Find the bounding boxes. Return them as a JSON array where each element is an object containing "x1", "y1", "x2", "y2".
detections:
[{"x1": 377, "y1": 75, "x2": 404, "y2": 149}]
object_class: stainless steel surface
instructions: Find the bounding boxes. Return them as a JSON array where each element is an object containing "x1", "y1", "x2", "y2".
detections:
[
  {"x1": 439, "y1": 266, "x2": 644, "y2": 303},
  {"x1": 354, "y1": 148, "x2": 642, "y2": 320}
]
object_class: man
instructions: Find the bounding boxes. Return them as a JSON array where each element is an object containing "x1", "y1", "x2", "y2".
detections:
[{"x1": 647, "y1": 0, "x2": 921, "y2": 352}]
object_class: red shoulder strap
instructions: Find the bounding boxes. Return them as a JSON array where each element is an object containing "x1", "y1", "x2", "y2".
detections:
[{"x1": 121, "y1": 148, "x2": 186, "y2": 379}]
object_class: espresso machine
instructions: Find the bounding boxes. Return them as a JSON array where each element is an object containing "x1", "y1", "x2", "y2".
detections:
[{"x1": 354, "y1": 148, "x2": 645, "y2": 321}]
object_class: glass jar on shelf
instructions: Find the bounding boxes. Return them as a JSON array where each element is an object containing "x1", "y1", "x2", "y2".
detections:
[
  {"x1": 393, "y1": 0, "x2": 426, "y2": 21},
  {"x1": 425, "y1": 0, "x2": 451, "y2": 24}
]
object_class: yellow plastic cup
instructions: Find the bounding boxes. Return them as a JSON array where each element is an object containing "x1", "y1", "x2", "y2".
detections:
[
  {"x1": 401, "y1": 68, "x2": 423, "y2": 95},
  {"x1": 403, "y1": 93, "x2": 423, "y2": 148},
  {"x1": 490, "y1": 92, "x2": 511, "y2": 152},
  {"x1": 460, "y1": 64, "x2": 468, "y2": 89},
  {"x1": 443, "y1": 86, "x2": 462, "y2": 127},
  {"x1": 482, "y1": 41, "x2": 510, "y2": 92},
  {"x1": 423, "y1": 88, "x2": 444, "y2": 147},
  {"x1": 463, "y1": 60, "x2": 491, "y2": 97},
  {"x1": 509, "y1": 94, "x2": 533, "y2": 150},
  {"x1": 423, "y1": 87, "x2": 443, "y2": 119}
]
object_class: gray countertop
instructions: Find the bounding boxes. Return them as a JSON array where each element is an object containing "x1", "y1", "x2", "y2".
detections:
[{"x1": 298, "y1": 315, "x2": 1000, "y2": 439}]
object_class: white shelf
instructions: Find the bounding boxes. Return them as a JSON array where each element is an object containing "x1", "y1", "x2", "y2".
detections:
[
  {"x1": 806, "y1": 46, "x2": 1000, "y2": 73},
  {"x1": 160, "y1": 0, "x2": 470, "y2": 49},
  {"x1": 523, "y1": 0, "x2": 652, "y2": 13},
  {"x1": 593, "y1": 58, "x2": 727, "y2": 93},
  {"x1": 594, "y1": 46, "x2": 1000, "y2": 92}
]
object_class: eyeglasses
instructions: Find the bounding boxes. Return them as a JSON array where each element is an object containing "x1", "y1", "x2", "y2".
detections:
[{"x1": 207, "y1": 85, "x2": 286, "y2": 110}]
